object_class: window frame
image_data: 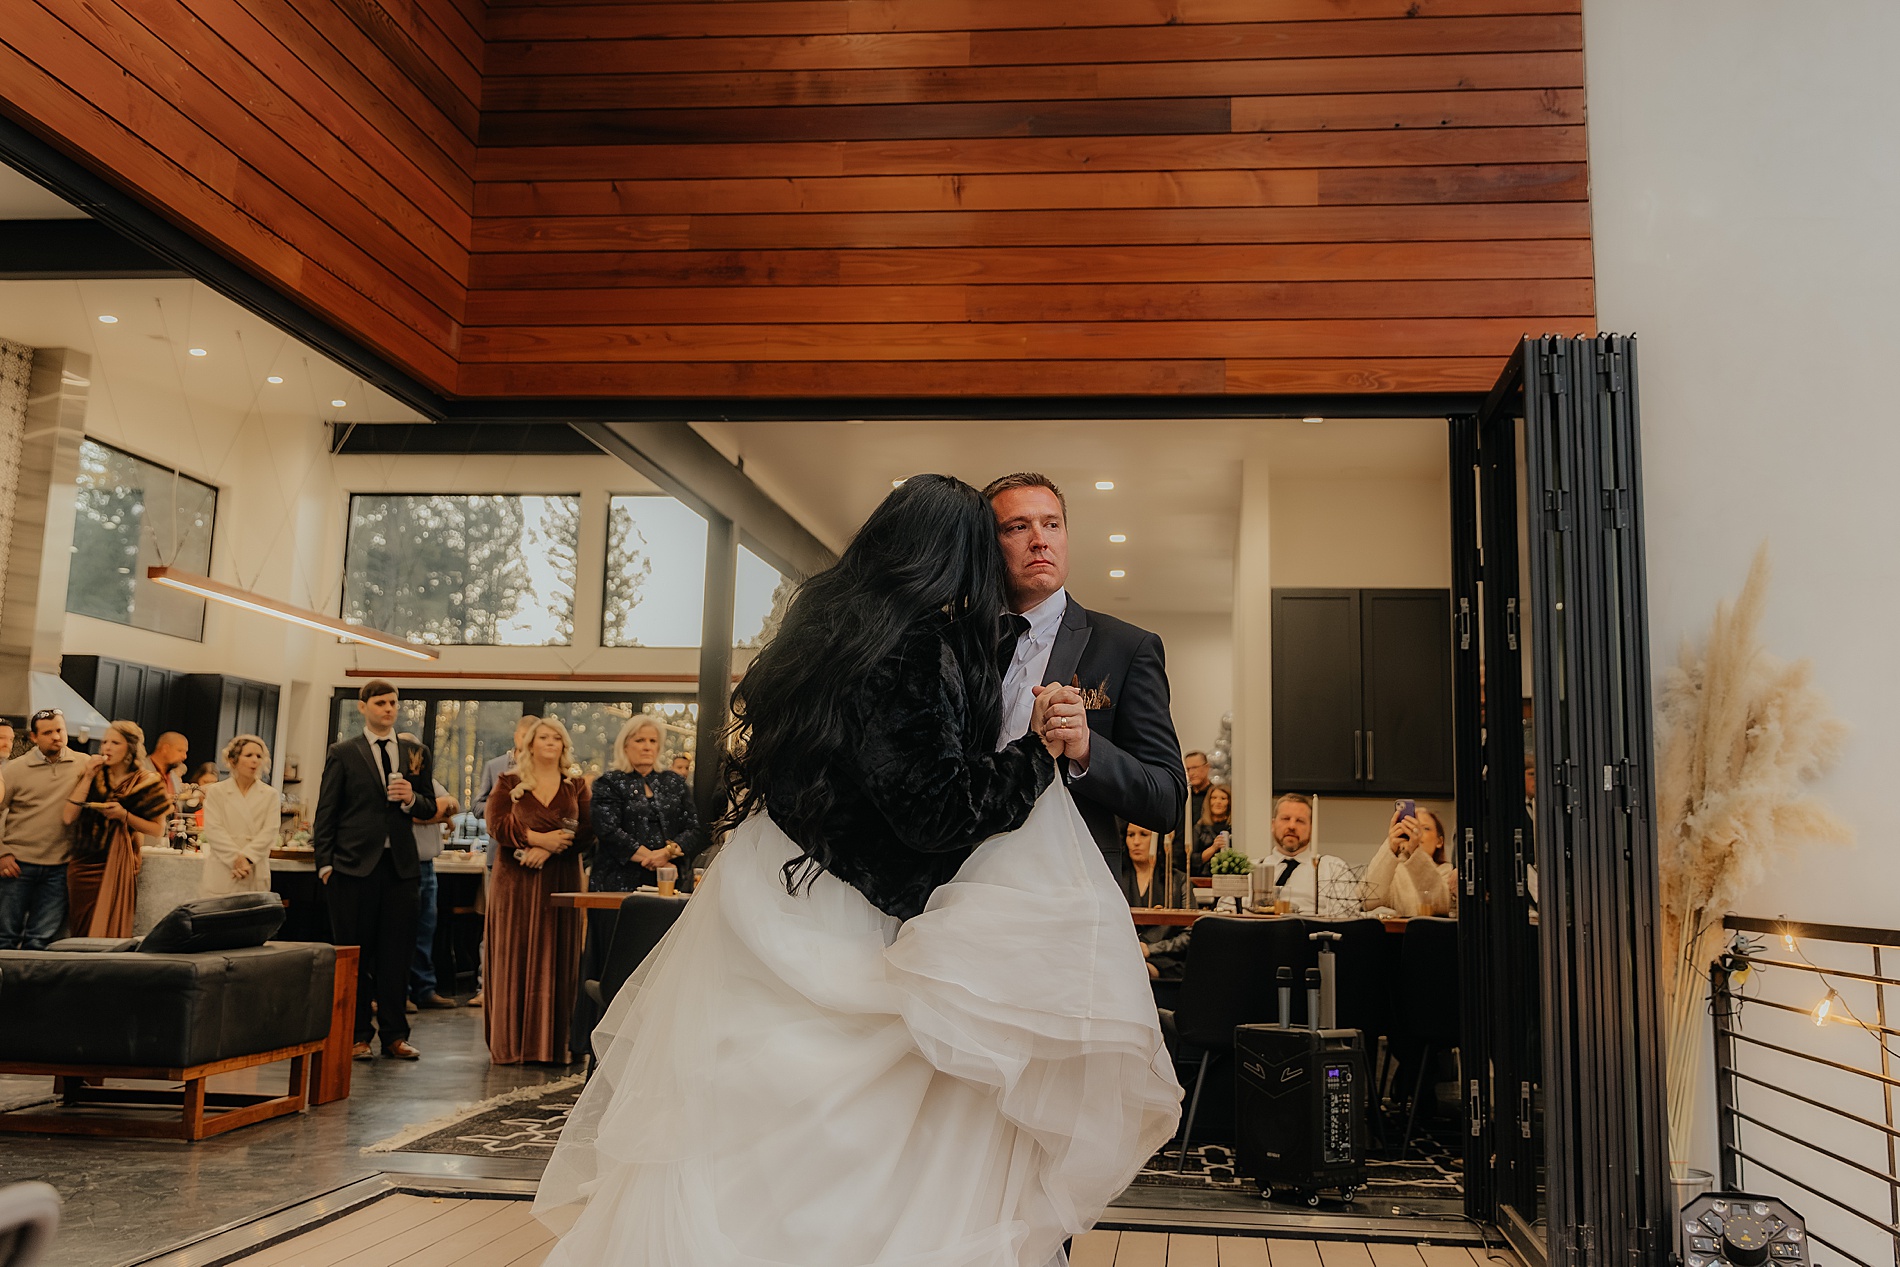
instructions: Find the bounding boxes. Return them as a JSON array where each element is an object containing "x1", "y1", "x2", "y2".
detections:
[{"x1": 67, "y1": 435, "x2": 219, "y2": 642}]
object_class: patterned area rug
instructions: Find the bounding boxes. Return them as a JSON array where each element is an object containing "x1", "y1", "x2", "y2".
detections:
[
  {"x1": 364, "y1": 1076, "x2": 586, "y2": 1158},
  {"x1": 1129, "y1": 1122, "x2": 1464, "y2": 1203}
]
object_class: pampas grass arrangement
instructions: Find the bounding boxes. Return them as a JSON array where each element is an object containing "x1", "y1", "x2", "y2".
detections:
[{"x1": 1655, "y1": 545, "x2": 1851, "y2": 1176}]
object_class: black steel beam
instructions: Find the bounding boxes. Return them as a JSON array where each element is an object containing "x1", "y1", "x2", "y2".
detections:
[
  {"x1": 328, "y1": 422, "x2": 601, "y2": 456},
  {"x1": 574, "y1": 421, "x2": 835, "y2": 580},
  {"x1": 0, "y1": 218, "x2": 187, "y2": 278}
]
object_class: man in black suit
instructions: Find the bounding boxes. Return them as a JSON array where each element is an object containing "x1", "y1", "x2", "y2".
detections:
[
  {"x1": 313, "y1": 680, "x2": 438, "y2": 1060},
  {"x1": 984, "y1": 473, "x2": 1187, "y2": 883}
]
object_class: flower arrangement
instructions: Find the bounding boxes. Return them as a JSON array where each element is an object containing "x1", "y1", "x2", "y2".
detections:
[{"x1": 1655, "y1": 546, "x2": 1851, "y2": 1174}]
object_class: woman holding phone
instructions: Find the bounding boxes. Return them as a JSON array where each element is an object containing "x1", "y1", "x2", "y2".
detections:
[
  {"x1": 486, "y1": 717, "x2": 593, "y2": 1064},
  {"x1": 1360, "y1": 801, "x2": 1457, "y2": 917}
]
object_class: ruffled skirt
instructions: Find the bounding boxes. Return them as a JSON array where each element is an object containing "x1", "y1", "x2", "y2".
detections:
[{"x1": 533, "y1": 784, "x2": 1181, "y2": 1267}]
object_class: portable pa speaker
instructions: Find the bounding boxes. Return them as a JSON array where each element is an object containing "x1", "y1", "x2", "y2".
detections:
[{"x1": 1234, "y1": 1024, "x2": 1369, "y2": 1206}]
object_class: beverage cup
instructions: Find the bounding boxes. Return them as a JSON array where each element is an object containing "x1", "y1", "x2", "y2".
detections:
[
  {"x1": 657, "y1": 864, "x2": 678, "y2": 897},
  {"x1": 1274, "y1": 898, "x2": 1294, "y2": 916}
]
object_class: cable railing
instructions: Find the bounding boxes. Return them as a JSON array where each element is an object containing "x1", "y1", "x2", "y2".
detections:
[{"x1": 1713, "y1": 915, "x2": 1900, "y2": 1267}]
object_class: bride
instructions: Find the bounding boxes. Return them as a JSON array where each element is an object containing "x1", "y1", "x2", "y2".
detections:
[{"x1": 535, "y1": 474, "x2": 1182, "y2": 1266}]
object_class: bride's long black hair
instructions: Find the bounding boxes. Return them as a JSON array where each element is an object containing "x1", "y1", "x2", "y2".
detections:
[{"x1": 717, "y1": 474, "x2": 1008, "y2": 886}]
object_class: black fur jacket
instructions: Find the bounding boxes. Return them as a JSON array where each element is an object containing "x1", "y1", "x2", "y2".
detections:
[{"x1": 766, "y1": 616, "x2": 1056, "y2": 920}]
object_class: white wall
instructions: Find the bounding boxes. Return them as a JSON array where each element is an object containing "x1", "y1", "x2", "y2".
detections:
[
  {"x1": 1124, "y1": 610, "x2": 1231, "y2": 763},
  {"x1": 1584, "y1": 0, "x2": 1900, "y2": 1234}
]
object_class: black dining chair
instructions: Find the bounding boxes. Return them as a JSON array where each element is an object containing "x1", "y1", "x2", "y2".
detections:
[
  {"x1": 583, "y1": 893, "x2": 689, "y2": 1065},
  {"x1": 1160, "y1": 916, "x2": 1281, "y2": 1168},
  {"x1": 1398, "y1": 916, "x2": 1461, "y2": 1155}
]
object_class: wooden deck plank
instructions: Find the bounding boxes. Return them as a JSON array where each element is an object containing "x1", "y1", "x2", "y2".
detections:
[
  {"x1": 1170, "y1": 1234, "x2": 1221, "y2": 1267},
  {"x1": 1268, "y1": 1241, "x2": 1325, "y2": 1267},
  {"x1": 1218, "y1": 1237, "x2": 1273, "y2": 1267},
  {"x1": 399, "y1": 1200, "x2": 539, "y2": 1267},
  {"x1": 1418, "y1": 1247, "x2": 1481, "y2": 1267},
  {"x1": 1369, "y1": 1246, "x2": 1430, "y2": 1267},
  {"x1": 348, "y1": 1197, "x2": 515, "y2": 1267},
  {"x1": 1116, "y1": 1231, "x2": 1171, "y2": 1267},
  {"x1": 237, "y1": 1196, "x2": 442, "y2": 1267},
  {"x1": 1317, "y1": 1242, "x2": 1378, "y2": 1267},
  {"x1": 458, "y1": 1215, "x2": 563, "y2": 1267},
  {"x1": 1072, "y1": 1230, "x2": 1121, "y2": 1267}
]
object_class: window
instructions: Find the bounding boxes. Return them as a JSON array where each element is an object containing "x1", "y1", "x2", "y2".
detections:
[
  {"x1": 602, "y1": 495, "x2": 707, "y2": 648},
  {"x1": 343, "y1": 494, "x2": 580, "y2": 646},
  {"x1": 67, "y1": 439, "x2": 218, "y2": 640},
  {"x1": 734, "y1": 545, "x2": 793, "y2": 649}
]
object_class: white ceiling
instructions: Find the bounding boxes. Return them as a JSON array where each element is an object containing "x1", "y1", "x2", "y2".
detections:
[
  {"x1": 0, "y1": 163, "x2": 86, "y2": 219},
  {"x1": 0, "y1": 277, "x2": 426, "y2": 429},
  {"x1": 696, "y1": 417, "x2": 1450, "y2": 614}
]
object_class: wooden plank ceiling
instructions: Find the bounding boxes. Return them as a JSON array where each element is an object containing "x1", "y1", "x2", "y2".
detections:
[{"x1": 2, "y1": 0, "x2": 1594, "y2": 401}]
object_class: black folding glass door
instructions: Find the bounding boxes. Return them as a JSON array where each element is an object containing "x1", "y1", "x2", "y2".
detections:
[{"x1": 1453, "y1": 336, "x2": 1670, "y2": 1265}]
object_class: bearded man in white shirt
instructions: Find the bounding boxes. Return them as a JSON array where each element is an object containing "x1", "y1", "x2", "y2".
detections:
[{"x1": 1266, "y1": 792, "x2": 1357, "y2": 917}]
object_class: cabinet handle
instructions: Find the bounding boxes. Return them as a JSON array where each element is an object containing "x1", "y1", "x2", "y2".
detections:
[
  {"x1": 1366, "y1": 730, "x2": 1375, "y2": 781},
  {"x1": 1353, "y1": 730, "x2": 1363, "y2": 780}
]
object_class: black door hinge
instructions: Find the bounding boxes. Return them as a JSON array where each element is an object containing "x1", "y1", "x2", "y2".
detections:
[
  {"x1": 1457, "y1": 597, "x2": 1472, "y2": 651},
  {"x1": 1601, "y1": 486, "x2": 1629, "y2": 529},
  {"x1": 1543, "y1": 488, "x2": 1571, "y2": 531},
  {"x1": 1519, "y1": 1080, "x2": 1533, "y2": 1138},
  {"x1": 1598, "y1": 349, "x2": 1625, "y2": 392}
]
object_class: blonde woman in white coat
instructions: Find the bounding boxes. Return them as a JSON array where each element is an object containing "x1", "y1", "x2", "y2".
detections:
[
  {"x1": 200, "y1": 735, "x2": 278, "y2": 896},
  {"x1": 1360, "y1": 804, "x2": 1457, "y2": 917}
]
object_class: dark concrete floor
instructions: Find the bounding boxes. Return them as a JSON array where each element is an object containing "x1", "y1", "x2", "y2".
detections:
[{"x1": 0, "y1": 1006, "x2": 573, "y2": 1267}]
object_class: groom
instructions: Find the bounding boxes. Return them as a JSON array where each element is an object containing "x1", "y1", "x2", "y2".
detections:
[{"x1": 984, "y1": 473, "x2": 1187, "y2": 883}]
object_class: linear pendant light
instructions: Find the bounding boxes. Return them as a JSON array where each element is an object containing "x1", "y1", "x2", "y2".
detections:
[{"x1": 146, "y1": 566, "x2": 439, "y2": 661}]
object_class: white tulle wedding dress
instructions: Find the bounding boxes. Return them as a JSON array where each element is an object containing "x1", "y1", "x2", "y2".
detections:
[{"x1": 533, "y1": 782, "x2": 1183, "y2": 1267}]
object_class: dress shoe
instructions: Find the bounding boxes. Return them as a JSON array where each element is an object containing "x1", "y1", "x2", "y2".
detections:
[
  {"x1": 405, "y1": 999, "x2": 419, "y2": 1014},
  {"x1": 384, "y1": 1039, "x2": 421, "y2": 1060},
  {"x1": 352, "y1": 1041, "x2": 374, "y2": 1061},
  {"x1": 417, "y1": 993, "x2": 460, "y2": 1009},
  {"x1": 466, "y1": 991, "x2": 483, "y2": 1007}
]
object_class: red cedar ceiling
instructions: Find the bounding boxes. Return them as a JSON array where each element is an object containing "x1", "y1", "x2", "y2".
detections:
[{"x1": 1, "y1": 0, "x2": 1595, "y2": 399}]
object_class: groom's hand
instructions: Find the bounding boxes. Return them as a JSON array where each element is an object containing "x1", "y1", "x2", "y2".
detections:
[{"x1": 1032, "y1": 684, "x2": 1091, "y2": 769}]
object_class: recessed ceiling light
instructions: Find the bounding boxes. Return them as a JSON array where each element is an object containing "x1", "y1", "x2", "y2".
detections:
[
  {"x1": 1094, "y1": 480, "x2": 1115, "y2": 491},
  {"x1": 266, "y1": 376, "x2": 283, "y2": 384},
  {"x1": 1302, "y1": 416, "x2": 1325, "y2": 425},
  {"x1": 188, "y1": 347, "x2": 208, "y2": 357},
  {"x1": 1108, "y1": 533, "x2": 1126, "y2": 543},
  {"x1": 97, "y1": 314, "x2": 118, "y2": 324},
  {"x1": 331, "y1": 399, "x2": 348, "y2": 408},
  {"x1": 1108, "y1": 569, "x2": 1126, "y2": 579}
]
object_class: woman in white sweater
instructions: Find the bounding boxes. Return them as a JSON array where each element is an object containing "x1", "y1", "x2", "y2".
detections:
[
  {"x1": 199, "y1": 734, "x2": 278, "y2": 896},
  {"x1": 1360, "y1": 804, "x2": 1457, "y2": 917}
]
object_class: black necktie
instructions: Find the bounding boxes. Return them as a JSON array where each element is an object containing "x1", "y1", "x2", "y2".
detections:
[
  {"x1": 1278, "y1": 857, "x2": 1300, "y2": 887},
  {"x1": 375, "y1": 738, "x2": 394, "y2": 783},
  {"x1": 997, "y1": 613, "x2": 1030, "y2": 669}
]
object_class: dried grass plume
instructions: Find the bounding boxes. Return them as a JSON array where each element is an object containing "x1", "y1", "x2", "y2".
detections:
[{"x1": 1656, "y1": 545, "x2": 1851, "y2": 1171}]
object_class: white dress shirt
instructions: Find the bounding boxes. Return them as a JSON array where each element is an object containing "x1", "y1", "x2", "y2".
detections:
[
  {"x1": 1269, "y1": 845, "x2": 1358, "y2": 917},
  {"x1": 999, "y1": 588, "x2": 1068, "y2": 749}
]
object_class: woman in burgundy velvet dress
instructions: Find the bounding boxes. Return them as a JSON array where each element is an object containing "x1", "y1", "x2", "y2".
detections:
[{"x1": 485, "y1": 717, "x2": 592, "y2": 1064}]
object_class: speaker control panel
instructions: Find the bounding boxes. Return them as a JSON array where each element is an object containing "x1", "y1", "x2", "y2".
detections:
[
  {"x1": 1680, "y1": 1194, "x2": 1808, "y2": 1267},
  {"x1": 1320, "y1": 1062, "x2": 1355, "y2": 1164}
]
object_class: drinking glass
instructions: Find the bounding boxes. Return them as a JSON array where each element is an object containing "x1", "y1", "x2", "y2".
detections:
[{"x1": 656, "y1": 864, "x2": 678, "y2": 897}]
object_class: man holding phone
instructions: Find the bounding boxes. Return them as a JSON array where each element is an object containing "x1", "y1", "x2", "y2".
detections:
[{"x1": 312, "y1": 681, "x2": 439, "y2": 1060}]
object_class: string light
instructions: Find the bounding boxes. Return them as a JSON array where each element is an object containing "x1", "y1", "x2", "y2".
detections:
[{"x1": 1813, "y1": 989, "x2": 1840, "y2": 1026}]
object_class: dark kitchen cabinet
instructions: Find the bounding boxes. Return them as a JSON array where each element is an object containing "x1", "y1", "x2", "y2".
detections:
[
  {"x1": 1271, "y1": 588, "x2": 1453, "y2": 797},
  {"x1": 61, "y1": 656, "x2": 279, "y2": 772}
]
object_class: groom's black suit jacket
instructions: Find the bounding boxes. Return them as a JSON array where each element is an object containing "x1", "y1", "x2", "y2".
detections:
[
  {"x1": 1039, "y1": 597, "x2": 1187, "y2": 882},
  {"x1": 311, "y1": 734, "x2": 437, "y2": 880}
]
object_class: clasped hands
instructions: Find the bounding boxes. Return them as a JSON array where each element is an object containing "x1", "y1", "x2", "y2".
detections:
[
  {"x1": 1030, "y1": 684, "x2": 1090, "y2": 767},
  {"x1": 518, "y1": 825, "x2": 576, "y2": 870}
]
